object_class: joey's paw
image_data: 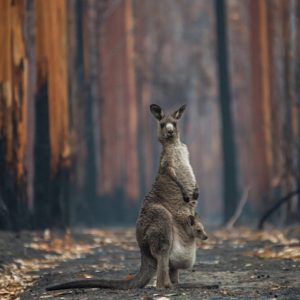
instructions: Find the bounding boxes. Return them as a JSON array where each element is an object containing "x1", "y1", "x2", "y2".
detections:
[{"x1": 192, "y1": 187, "x2": 199, "y2": 200}]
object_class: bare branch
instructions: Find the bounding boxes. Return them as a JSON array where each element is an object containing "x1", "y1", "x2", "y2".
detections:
[{"x1": 226, "y1": 186, "x2": 251, "y2": 230}]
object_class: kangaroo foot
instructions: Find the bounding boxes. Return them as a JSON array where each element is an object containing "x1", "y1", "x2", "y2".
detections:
[{"x1": 156, "y1": 279, "x2": 173, "y2": 289}]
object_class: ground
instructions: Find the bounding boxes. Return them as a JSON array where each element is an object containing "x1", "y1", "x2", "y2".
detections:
[{"x1": 0, "y1": 226, "x2": 300, "y2": 300}]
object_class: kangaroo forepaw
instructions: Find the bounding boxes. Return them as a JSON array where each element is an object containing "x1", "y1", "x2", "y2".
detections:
[
  {"x1": 192, "y1": 187, "x2": 199, "y2": 200},
  {"x1": 183, "y1": 193, "x2": 190, "y2": 202}
]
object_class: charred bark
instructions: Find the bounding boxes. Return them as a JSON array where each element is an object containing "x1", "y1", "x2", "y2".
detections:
[{"x1": 215, "y1": 0, "x2": 238, "y2": 222}]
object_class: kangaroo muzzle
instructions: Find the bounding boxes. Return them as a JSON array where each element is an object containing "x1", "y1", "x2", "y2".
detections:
[{"x1": 166, "y1": 123, "x2": 174, "y2": 137}]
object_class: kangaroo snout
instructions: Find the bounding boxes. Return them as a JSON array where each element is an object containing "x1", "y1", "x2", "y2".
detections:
[
  {"x1": 167, "y1": 128, "x2": 173, "y2": 134},
  {"x1": 201, "y1": 233, "x2": 208, "y2": 240},
  {"x1": 197, "y1": 229, "x2": 208, "y2": 240},
  {"x1": 166, "y1": 123, "x2": 174, "y2": 137}
]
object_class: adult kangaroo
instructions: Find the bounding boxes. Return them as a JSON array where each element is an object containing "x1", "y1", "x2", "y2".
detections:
[{"x1": 47, "y1": 104, "x2": 199, "y2": 291}]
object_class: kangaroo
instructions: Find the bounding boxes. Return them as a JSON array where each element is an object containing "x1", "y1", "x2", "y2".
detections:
[
  {"x1": 47, "y1": 104, "x2": 200, "y2": 291},
  {"x1": 186, "y1": 213, "x2": 208, "y2": 241}
]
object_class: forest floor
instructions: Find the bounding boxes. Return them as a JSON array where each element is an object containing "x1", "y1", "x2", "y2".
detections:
[{"x1": 0, "y1": 226, "x2": 300, "y2": 300}]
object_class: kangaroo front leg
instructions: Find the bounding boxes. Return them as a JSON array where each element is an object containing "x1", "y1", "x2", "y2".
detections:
[
  {"x1": 164, "y1": 164, "x2": 190, "y2": 202},
  {"x1": 156, "y1": 254, "x2": 173, "y2": 289}
]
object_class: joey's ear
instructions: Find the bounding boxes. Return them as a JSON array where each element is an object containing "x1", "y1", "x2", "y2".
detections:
[
  {"x1": 150, "y1": 104, "x2": 165, "y2": 121},
  {"x1": 172, "y1": 104, "x2": 186, "y2": 120},
  {"x1": 188, "y1": 215, "x2": 195, "y2": 226}
]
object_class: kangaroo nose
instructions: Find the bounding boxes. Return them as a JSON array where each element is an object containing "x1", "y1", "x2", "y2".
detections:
[
  {"x1": 201, "y1": 232, "x2": 208, "y2": 240},
  {"x1": 166, "y1": 123, "x2": 174, "y2": 133}
]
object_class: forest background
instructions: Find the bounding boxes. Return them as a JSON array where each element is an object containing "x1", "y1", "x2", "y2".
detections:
[{"x1": 0, "y1": 0, "x2": 299, "y2": 230}]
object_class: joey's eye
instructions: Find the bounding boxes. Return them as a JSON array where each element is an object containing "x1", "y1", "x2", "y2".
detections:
[
  {"x1": 172, "y1": 122, "x2": 177, "y2": 127},
  {"x1": 160, "y1": 122, "x2": 165, "y2": 128}
]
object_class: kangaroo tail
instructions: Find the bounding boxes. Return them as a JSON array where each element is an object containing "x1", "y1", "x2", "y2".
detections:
[{"x1": 46, "y1": 254, "x2": 156, "y2": 290}]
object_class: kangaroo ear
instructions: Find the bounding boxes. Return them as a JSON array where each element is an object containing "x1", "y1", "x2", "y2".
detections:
[
  {"x1": 172, "y1": 104, "x2": 186, "y2": 119},
  {"x1": 150, "y1": 104, "x2": 165, "y2": 121}
]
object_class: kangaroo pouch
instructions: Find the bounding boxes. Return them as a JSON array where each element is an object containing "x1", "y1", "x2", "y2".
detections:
[{"x1": 169, "y1": 229, "x2": 196, "y2": 269}]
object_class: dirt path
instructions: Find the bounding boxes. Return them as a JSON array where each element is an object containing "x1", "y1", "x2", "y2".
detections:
[{"x1": 0, "y1": 227, "x2": 299, "y2": 300}]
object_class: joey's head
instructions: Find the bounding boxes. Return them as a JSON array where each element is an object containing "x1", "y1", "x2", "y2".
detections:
[
  {"x1": 150, "y1": 104, "x2": 186, "y2": 144},
  {"x1": 188, "y1": 214, "x2": 208, "y2": 240}
]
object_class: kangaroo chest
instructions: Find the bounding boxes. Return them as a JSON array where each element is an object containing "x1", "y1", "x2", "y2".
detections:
[{"x1": 172, "y1": 144, "x2": 196, "y2": 184}]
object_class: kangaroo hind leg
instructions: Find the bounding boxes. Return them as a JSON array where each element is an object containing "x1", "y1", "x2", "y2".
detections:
[
  {"x1": 156, "y1": 253, "x2": 172, "y2": 288},
  {"x1": 150, "y1": 237, "x2": 172, "y2": 289}
]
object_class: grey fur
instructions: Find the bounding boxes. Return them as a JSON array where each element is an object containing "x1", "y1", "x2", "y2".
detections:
[
  {"x1": 187, "y1": 213, "x2": 208, "y2": 241},
  {"x1": 47, "y1": 104, "x2": 200, "y2": 291}
]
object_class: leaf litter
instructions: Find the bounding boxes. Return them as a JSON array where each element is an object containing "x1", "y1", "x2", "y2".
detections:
[
  {"x1": 1, "y1": 226, "x2": 300, "y2": 299},
  {"x1": 0, "y1": 228, "x2": 134, "y2": 300}
]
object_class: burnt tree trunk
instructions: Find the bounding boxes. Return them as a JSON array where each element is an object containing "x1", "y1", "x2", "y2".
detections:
[
  {"x1": 0, "y1": 0, "x2": 30, "y2": 230},
  {"x1": 215, "y1": 0, "x2": 238, "y2": 222}
]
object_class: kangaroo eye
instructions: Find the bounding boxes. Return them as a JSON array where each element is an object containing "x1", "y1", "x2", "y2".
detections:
[
  {"x1": 173, "y1": 122, "x2": 177, "y2": 127},
  {"x1": 160, "y1": 122, "x2": 165, "y2": 128}
]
